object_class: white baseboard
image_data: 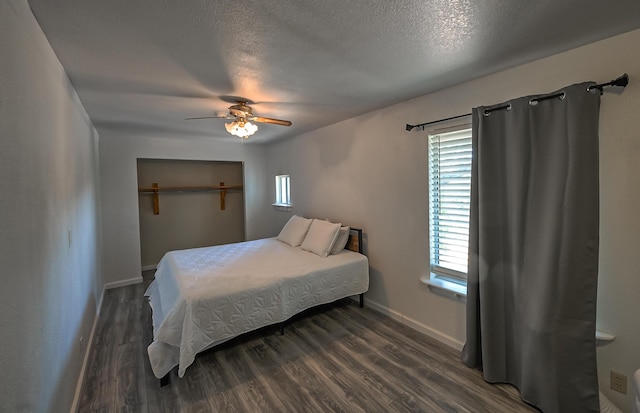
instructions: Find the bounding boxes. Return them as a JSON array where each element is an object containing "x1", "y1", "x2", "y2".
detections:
[
  {"x1": 365, "y1": 299, "x2": 464, "y2": 351},
  {"x1": 141, "y1": 264, "x2": 157, "y2": 272},
  {"x1": 104, "y1": 276, "x2": 143, "y2": 290},
  {"x1": 70, "y1": 287, "x2": 105, "y2": 413}
]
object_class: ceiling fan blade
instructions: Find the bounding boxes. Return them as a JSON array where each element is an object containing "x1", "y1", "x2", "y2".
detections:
[
  {"x1": 252, "y1": 116, "x2": 292, "y2": 126},
  {"x1": 185, "y1": 114, "x2": 231, "y2": 120}
]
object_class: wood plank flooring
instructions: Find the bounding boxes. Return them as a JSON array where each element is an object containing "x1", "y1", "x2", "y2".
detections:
[{"x1": 77, "y1": 273, "x2": 538, "y2": 412}]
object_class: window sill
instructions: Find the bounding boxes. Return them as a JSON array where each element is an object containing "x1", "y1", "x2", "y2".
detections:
[
  {"x1": 595, "y1": 330, "x2": 615, "y2": 342},
  {"x1": 272, "y1": 203, "x2": 292, "y2": 211},
  {"x1": 421, "y1": 274, "x2": 467, "y2": 301}
]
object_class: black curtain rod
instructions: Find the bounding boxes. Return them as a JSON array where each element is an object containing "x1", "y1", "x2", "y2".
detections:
[
  {"x1": 405, "y1": 113, "x2": 470, "y2": 131},
  {"x1": 587, "y1": 73, "x2": 629, "y2": 93},
  {"x1": 405, "y1": 73, "x2": 629, "y2": 132}
]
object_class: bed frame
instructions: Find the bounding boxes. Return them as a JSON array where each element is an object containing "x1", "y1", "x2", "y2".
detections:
[
  {"x1": 159, "y1": 227, "x2": 366, "y2": 387},
  {"x1": 341, "y1": 227, "x2": 365, "y2": 308},
  {"x1": 343, "y1": 227, "x2": 365, "y2": 307}
]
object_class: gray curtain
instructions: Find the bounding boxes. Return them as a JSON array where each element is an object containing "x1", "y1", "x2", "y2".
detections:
[{"x1": 461, "y1": 82, "x2": 601, "y2": 413}]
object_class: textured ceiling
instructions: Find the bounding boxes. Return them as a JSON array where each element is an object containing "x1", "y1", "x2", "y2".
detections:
[{"x1": 27, "y1": 0, "x2": 640, "y2": 143}]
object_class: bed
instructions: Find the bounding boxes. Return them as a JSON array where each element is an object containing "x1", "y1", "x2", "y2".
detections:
[{"x1": 144, "y1": 216, "x2": 369, "y2": 380}]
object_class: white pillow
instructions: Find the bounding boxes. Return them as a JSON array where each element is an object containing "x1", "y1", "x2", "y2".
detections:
[
  {"x1": 277, "y1": 215, "x2": 312, "y2": 247},
  {"x1": 301, "y1": 219, "x2": 341, "y2": 257},
  {"x1": 330, "y1": 226, "x2": 350, "y2": 255}
]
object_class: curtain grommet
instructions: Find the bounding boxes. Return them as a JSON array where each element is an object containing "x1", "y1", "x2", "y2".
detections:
[{"x1": 484, "y1": 103, "x2": 511, "y2": 116}]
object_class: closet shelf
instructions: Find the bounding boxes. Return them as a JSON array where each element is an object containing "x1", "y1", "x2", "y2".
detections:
[
  {"x1": 138, "y1": 181, "x2": 243, "y2": 214},
  {"x1": 138, "y1": 184, "x2": 243, "y2": 193}
]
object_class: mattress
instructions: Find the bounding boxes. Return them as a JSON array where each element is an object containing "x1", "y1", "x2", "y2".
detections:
[{"x1": 145, "y1": 237, "x2": 369, "y2": 378}]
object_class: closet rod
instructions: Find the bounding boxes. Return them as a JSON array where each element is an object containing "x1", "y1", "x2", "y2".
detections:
[{"x1": 405, "y1": 73, "x2": 629, "y2": 131}]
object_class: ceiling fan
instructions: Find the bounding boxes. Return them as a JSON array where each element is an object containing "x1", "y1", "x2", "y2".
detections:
[{"x1": 186, "y1": 100, "x2": 292, "y2": 138}]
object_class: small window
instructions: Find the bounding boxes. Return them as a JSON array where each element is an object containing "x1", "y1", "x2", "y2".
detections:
[
  {"x1": 274, "y1": 175, "x2": 291, "y2": 206},
  {"x1": 428, "y1": 125, "x2": 472, "y2": 285}
]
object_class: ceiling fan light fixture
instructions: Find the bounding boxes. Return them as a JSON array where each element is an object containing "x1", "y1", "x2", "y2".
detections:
[
  {"x1": 186, "y1": 100, "x2": 290, "y2": 139},
  {"x1": 225, "y1": 119, "x2": 258, "y2": 138}
]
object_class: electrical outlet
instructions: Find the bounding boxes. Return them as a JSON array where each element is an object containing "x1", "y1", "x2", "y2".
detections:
[{"x1": 610, "y1": 371, "x2": 627, "y2": 394}]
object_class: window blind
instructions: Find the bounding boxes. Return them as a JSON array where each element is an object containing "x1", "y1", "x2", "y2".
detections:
[
  {"x1": 275, "y1": 175, "x2": 291, "y2": 205},
  {"x1": 428, "y1": 128, "x2": 472, "y2": 278}
]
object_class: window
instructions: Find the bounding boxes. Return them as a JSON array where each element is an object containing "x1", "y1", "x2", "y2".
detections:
[
  {"x1": 274, "y1": 174, "x2": 291, "y2": 206},
  {"x1": 428, "y1": 125, "x2": 472, "y2": 290}
]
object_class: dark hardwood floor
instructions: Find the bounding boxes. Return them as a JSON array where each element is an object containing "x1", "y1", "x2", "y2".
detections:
[{"x1": 77, "y1": 272, "x2": 537, "y2": 412}]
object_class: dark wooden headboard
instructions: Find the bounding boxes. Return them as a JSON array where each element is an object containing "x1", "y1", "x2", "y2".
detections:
[{"x1": 345, "y1": 228, "x2": 364, "y2": 254}]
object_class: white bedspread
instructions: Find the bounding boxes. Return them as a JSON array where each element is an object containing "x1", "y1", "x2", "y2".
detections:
[{"x1": 145, "y1": 237, "x2": 369, "y2": 378}]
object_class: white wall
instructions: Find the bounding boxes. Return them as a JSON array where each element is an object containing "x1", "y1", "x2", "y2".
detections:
[
  {"x1": 99, "y1": 133, "x2": 272, "y2": 285},
  {"x1": 0, "y1": 1, "x2": 103, "y2": 412},
  {"x1": 266, "y1": 29, "x2": 640, "y2": 411}
]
